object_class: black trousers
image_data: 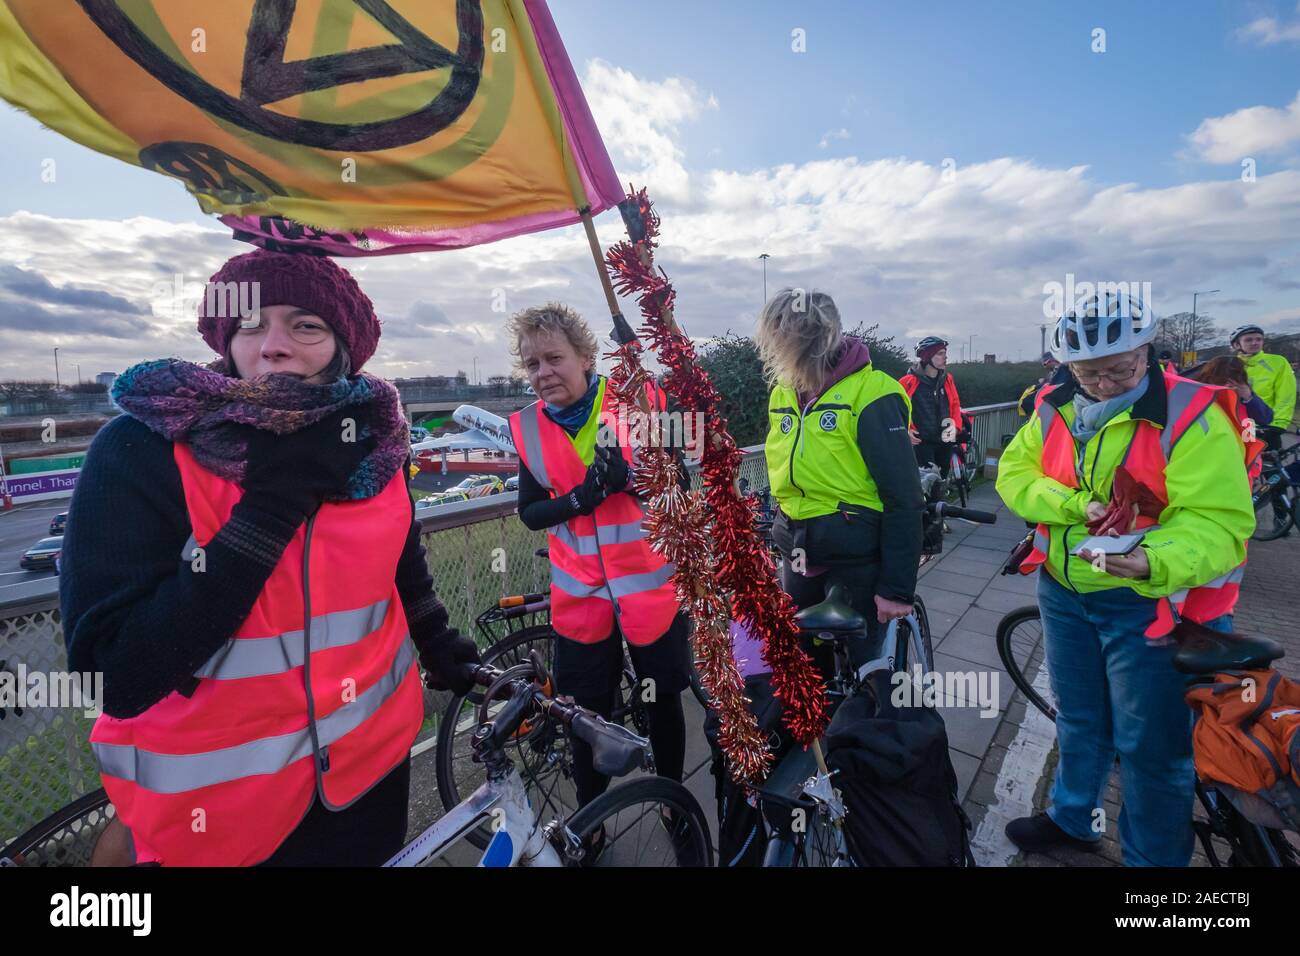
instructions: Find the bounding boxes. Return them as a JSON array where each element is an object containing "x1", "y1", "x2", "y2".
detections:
[{"x1": 257, "y1": 757, "x2": 411, "y2": 867}]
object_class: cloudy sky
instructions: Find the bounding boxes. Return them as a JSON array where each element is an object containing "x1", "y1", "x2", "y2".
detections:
[{"x1": 1, "y1": 0, "x2": 1298, "y2": 384}]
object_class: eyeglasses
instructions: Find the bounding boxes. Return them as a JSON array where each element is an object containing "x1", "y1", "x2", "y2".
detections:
[
  {"x1": 1070, "y1": 354, "x2": 1144, "y2": 385},
  {"x1": 235, "y1": 316, "x2": 332, "y2": 345}
]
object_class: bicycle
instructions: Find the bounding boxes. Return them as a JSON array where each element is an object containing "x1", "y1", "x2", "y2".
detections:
[
  {"x1": 755, "y1": 479, "x2": 999, "y2": 866},
  {"x1": 995, "y1": 592, "x2": 1300, "y2": 866},
  {"x1": 435, "y1": 548, "x2": 709, "y2": 848},
  {"x1": 2, "y1": 655, "x2": 714, "y2": 868},
  {"x1": 1250, "y1": 442, "x2": 1300, "y2": 542},
  {"x1": 946, "y1": 424, "x2": 980, "y2": 510},
  {"x1": 390, "y1": 652, "x2": 712, "y2": 867}
]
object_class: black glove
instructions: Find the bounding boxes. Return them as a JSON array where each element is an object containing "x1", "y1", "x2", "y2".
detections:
[
  {"x1": 955, "y1": 428, "x2": 972, "y2": 445},
  {"x1": 417, "y1": 629, "x2": 481, "y2": 697},
  {"x1": 238, "y1": 406, "x2": 372, "y2": 525},
  {"x1": 566, "y1": 461, "x2": 609, "y2": 516},
  {"x1": 596, "y1": 441, "x2": 631, "y2": 494}
]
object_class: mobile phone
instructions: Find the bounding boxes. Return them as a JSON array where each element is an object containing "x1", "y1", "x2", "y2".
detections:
[{"x1": 1071, "y1": 531, "x2": 1146, "y2": 557}]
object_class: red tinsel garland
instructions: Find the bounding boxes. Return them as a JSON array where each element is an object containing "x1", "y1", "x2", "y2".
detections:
[{"x1": 603, "y1": 188, "x2": 829, "y2": 764}]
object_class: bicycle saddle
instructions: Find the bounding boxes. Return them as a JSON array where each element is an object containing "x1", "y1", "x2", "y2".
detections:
[
  {"x1": 1170, "y1": 620, "x2": 1284, "y2": 675},
  {"x1": 795, "y1": 583, "x2": 866, "y2": 634}
]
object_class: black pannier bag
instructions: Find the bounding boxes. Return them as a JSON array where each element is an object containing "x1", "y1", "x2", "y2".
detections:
[{"x1": 823, "y1": 692, "x2": 976, "y2": 866}]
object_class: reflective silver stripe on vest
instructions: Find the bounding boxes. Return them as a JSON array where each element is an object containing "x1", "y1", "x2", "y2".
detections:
[
  {"x1": 1161, "y1": 380, "x2": 1209, "y2": 458},
  {"x1": 193, "y1": 600, "x2": 391, "y2": 680},
  {"x1": 1200, "y1": 564, "x2": 1246, "y2": 589},
  {"x1": 550, "y1": 519, "x2": 647, "y2": 556},
  {"x1": 551, "y1": 562, "x2": 675, "y2": 602},
  {"x1": 1033, "y1": 528, "x2": 1049, "y2": 552},
  {"x1": 515, "y1": 403, "x2": 551, "y2": 490},
  {"x1": 93, "y1": 638, "x2": 417, "y2": 795},
  {"x1": 1036, "y1": 403, "x2": 1058, "y2": 443}
]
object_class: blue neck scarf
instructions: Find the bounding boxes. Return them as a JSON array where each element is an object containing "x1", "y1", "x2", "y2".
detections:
[
  {"x1": 1071, "y1": 374, "x2": 1149, "y2": 443},
  {"x1": 544, "y1": 371, "x2": 599, "y2": 435}
]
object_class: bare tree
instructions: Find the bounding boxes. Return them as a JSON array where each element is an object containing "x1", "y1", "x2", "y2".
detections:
[{"x1": 1155, "y1": 311, "x2": 1219, "y2": 356}]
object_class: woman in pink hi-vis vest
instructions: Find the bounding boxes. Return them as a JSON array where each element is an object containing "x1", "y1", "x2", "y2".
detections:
[
  {"x1": 506, "y1": 303, "x2": 690, "y2": 858},
  {"x1": 60, "y1": 250, "x2": 480, "y2": 866}
]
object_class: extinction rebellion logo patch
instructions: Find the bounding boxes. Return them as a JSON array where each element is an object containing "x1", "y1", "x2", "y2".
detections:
[
  {"x1": 780, "y1": 415, "x2": 793, "y2": 434},
  {"x1": 819, "y1": 411, "x2": 838, "y2": 431}
]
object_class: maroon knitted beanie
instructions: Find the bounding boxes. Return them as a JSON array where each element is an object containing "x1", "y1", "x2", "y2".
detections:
[{"x1": 197, "y1": 250, "x2": 381, "y2": 369}]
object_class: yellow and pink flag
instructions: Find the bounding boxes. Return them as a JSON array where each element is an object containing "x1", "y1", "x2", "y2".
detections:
[{"x1": 0, "y1": 0, "x2": 621, "y2": 255}]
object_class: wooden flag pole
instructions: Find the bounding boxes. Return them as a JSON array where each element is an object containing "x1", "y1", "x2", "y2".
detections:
[{"x1": 579, "y1": 205, "x2": 652, "y2": 416}]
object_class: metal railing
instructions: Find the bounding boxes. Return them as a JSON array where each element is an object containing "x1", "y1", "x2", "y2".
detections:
[{"x1": 0, "y1": 402, "x2": 1013, "y2": 857}]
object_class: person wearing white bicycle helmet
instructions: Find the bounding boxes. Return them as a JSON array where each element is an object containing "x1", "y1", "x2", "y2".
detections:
[
  {"x1": 996, "y1": 291, "x2": 1259, "y2": 866},
  {"x1": 1230, "y1": 323, "x2": 1296, "y2": 434}
]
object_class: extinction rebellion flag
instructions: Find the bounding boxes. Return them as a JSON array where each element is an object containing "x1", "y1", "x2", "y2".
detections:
[{"x1": 0, "y1": 0, "x2": 623, "y2": 255}]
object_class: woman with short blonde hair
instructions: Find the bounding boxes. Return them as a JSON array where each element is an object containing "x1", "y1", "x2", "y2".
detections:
[
  {"x1": 506, "y1": 302, "x2": 690, "y2": 851},
  {"x1": 759, "y1": 288, "x2": 924, "y2": 663}
]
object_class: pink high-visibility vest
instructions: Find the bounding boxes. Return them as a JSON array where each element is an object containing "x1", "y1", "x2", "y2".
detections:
[{"x1": 89, "y1": 443, "x2": 423, "y2": 865}]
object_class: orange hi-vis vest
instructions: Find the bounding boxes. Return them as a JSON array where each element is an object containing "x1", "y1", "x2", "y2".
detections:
[
  {"x1": 509, "y1": 381, "x2": 678, "y2": 646},
  {"x1": 89, "y1": 444, "x2": 424, "y2": 865},
  {"x1": 1018, "y1": 373, "x2": 1263, "y2": 637}
]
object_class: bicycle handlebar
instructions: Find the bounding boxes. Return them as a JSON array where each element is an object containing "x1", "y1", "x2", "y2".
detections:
[
  {"x1": 940, "y1": 504, "x2": 998, "y2": 524},
  {"x1": 458, "y1": 660, "x2": 650, "y2": 777}
]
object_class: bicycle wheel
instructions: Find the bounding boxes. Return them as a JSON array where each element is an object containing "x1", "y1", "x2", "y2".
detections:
[
  {"x1": 1252, "y1": 480, "x2": 1293, "y2": 541},
  {"x1": 790, "y1": 806, "x2": 851, "y2": 867},
  {"x1": 1221, "y1": 802, "x2": 1300, "y2": 867},
  {"x1": 995, "y1": 606, "x2": 1057, "y2": 721},
  {"x1": 0, "y1": 788, "x2": 113, "y2": 867},
  {"x1": 895, "y1": 596, "x2": 935, "y2": 676},
  {"x1": 561, "y1": 776, "x2": 713, "y2": 867}
]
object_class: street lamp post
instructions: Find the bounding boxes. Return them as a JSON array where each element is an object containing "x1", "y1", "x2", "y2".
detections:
[
  {"x1": 53, "y1": 347, "x2": 60, "y2": 388},
  {"x1": 1191, "y1": 289, "x2": 1220, "y2": 358},
  {"x1": 758, "y1": 253, "x2": 770, "y2": 304}
]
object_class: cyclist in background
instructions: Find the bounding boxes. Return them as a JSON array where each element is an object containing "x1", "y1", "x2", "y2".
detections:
[
  {"x1": 1231, "y1": 323, "x2": 1296, "y2": 439},
  {"x1": 996, "y1": 293, "x2": 1258, "y2": 866},
  {"x1": 901, "y1": 336, "x2": 968, "y2": 477},
  {"x1": 1019, "y1": 352, "x2": 1070, "y2": 417},
  {"x1": 506, "y1": 303, "x2": 690, "y2": 820},
  {"x1": 757, "y1": 289, "x2": 923, "y2": 668}
]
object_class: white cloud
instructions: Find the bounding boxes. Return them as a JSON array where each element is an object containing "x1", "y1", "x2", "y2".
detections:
[
  {"x1": 581, "y1": 58, "x2": 718, "y2": 203},
  {"x1": 1237, "y1": 4, "x2": 1300, "y2": 45},
  {"x1": 818, "y1": 128, "x2": 850, "y2": 150},
  {"x1": 4, "y1": 68, "x2": 1300, "y2": 380},
  {"x1": 1188, "y1": 90, "x2": 1300, "y2": 163}
]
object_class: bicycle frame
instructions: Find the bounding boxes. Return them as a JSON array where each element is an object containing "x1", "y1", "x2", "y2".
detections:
[{"x1": 386, "y1": 758, "x2": 563, "y2": 868}]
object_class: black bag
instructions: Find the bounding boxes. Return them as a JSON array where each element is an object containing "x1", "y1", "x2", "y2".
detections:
[
  {"x1": 705, "y1": 674, "x2": 792, "y2": 867},
  {"x1": 824, "y1": 692, "x2": 975, "y2": 866},
  {"x1": 771, "y1": 504, "x2": 882, "y2": 566}
]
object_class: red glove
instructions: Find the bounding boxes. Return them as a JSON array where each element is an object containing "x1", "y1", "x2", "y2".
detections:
[{"x1": 1086, "y1": 465, "x2": 1164, "y2": 536}]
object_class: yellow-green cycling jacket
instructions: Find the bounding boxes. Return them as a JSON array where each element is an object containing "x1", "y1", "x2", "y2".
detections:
[
  {"x1": 995, "y1": 365, "x2": 1254, "y2": 599},
  {"x1": 1241, "y1": 350, "x2": 1297, "y2": 430}
]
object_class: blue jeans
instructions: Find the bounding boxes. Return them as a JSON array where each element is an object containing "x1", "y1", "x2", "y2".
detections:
[{"x1": 1036, "y1": 574, "x2": 1230, "y2": 866}]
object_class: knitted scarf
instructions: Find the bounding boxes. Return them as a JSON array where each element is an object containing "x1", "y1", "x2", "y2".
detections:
[{"x1": 111, "y1": 358, "x2": 408, "y2": 501}]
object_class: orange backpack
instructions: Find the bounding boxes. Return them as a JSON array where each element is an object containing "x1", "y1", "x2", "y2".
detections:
[{"x1": 1185, "y1": 669, "x2": 1300, "y2": 831}]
